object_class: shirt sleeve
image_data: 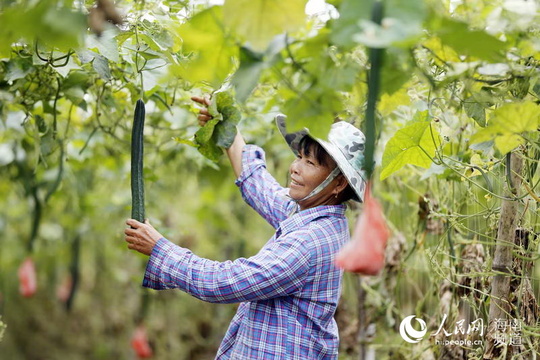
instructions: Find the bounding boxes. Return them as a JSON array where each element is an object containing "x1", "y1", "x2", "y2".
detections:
[
  {"x1": 235, "y1": 145, "x2": 295, "y2": 228},
  {"x1": 143, "y1": 236, "x2": 311, "y2": 304}
]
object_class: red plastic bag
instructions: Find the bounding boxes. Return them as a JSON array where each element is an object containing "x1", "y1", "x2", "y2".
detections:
[
  {"x1": 131, "y1": 325, "x2": 153, "y2": 358},
  {"x1": 335, "y1": 185, "x2": 390, "y2": 275},
  {"x1": 18, "y1": 257, "x2": 37, "y2": 297}
]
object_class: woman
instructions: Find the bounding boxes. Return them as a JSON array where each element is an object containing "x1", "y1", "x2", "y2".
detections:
[{"x1": 124, "y1": 98, "x2": 367, "y2": 359}]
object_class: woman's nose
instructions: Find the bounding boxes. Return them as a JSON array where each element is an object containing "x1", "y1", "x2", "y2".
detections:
[{"x1": 290, "y1": 158, "x2": 300, "y2": 174}]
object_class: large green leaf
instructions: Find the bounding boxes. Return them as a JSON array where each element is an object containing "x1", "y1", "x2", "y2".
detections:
[
  {"x1": 0, "y1": 0, "x2": 86, "y2": 55},
  {"x1": 231, "y1": 47, "x2": 266, "y2": 102},
  {"x1": 191, "y1": 90, "x2": 242, "y2": 161},
  {"x1": 223, "y1": 0, "x2": 308, "y2": 51},
  {"x1": 434, "y1": 17, "x2": 507, "y2": 62},
  {"x1": 380, "y1": 120, "x2": 441, "y2": 180},
  {"x1": 171, "y1": 6, "x2": 238, "y2": 87},
  {"x1": 281, "y1": 87, "x2": 342, "y2": 140},
  {"x1": 470, "y1": 101, "x2": 540, "y2": 154},
  {"x1": 331, "y1": 0, "x2": 425, "y2": 48}
]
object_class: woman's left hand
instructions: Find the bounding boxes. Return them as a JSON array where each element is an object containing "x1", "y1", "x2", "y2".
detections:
[{"x1": 125, "y1": 219, "x2": 163, "y2": 256}]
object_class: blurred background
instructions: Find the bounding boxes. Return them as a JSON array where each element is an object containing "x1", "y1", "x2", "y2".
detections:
[{"x1": 0, "y1": 0, "x2": 539, "y2": 359}]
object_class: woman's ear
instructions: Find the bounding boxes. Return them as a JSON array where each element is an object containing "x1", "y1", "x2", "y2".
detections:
[{"x1": 334, "y1": 174, "x2": 349, "y2": 195}]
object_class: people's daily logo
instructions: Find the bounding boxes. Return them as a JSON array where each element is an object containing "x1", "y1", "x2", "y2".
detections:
[
  {"x1": 399, "y1": 315, "x2": 427, "y2": 343},
  {"x1": 398, "y1": 314, "x2": 519, "y2": 347}
]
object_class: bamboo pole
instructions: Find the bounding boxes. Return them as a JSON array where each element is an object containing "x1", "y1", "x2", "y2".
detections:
[{"x1": 484, "y1": 152, "x2": 523, "y2": 359}]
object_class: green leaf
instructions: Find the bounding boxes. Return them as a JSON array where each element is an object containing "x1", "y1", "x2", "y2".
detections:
[
  {"x1": 331, "y1": 0, "x2": 425, "y2": 48},
  {"x1": 0, "y1": 0, "x2": 86, "y2": 53},
  {"x1": 470, "y1": 101, "x2": 540, "y2": 154},
  {"x1": 171, "y1": 6, "x2": 238, "y2": 87},
  {"x1": 380, "y1": 120, "x2": 440, "y2": 180},
  {"x1": 378, "y1": 87, "x2": 411, "y2": 117},
  {"x1": 214, "y1": 120, "x2": 238, "y2": 148},
  {"x1": 231, "y1": 47, "x2": 266, "y2": 102},
  {"x1": 223, "y1": 0, "x2": 308, "y2": 51},
  {"x1": 5, "y1": 58, "x2": 35, "y2": 82},
  {"x1": 86, "y1": 30, "x2": 120, "y2": 63},
  {"x1": 213, "y1": 91, "x2": 241, "y2": 148},
  {"x1": 92, "y1": 54, "x2": 111, "y2": 80},
  {"x1": 330, "y1": 0, "x2": 375, "y2": 47},
  {"x1": 191, "y1": 90, "x2": 242, "y2": 161},
  {"x1": 195, "y1": 118, "x2": 219, "y2": 144},
  {"x1": 380, "y1": 49, "x2": 411, "y2": 95},
  {"x1": 463, "y1": 99, "x2": 486, "y2": 127},
  {"x1": 282, "y1": 88, "x2": 340, "y2": 139},
  {"x1": 434, "y1": 17, "x2": 507, "y2": 62}
]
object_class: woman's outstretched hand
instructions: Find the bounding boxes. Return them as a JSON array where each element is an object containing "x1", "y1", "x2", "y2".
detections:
[
  {"x1": 125, "y1": 219, "x2": 163, "y2": 256},
  {"x1": 191, "y1": 96, "x2": 213, "y2": 126},
  {"x1": 191, "y1": 94, "x2": 245, "y2": 177}
]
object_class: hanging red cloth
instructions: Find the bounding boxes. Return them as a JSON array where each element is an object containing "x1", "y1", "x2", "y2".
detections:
[
  {"x1": 131, "y1": 324, "x2": 153, "y2": 358},
  {"x1": 335, "y1": 185, "x2": 390, "y2": 275},
  {"x1": 18, "y1": 257, "x2": 37, "y2": 297}
]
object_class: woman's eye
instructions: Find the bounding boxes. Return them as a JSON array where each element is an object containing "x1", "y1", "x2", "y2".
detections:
[{"x1": 307, "y1": 160, "x2": 315, "y2": 165}]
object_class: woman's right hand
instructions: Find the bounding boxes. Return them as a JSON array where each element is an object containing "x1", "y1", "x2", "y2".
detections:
[
  {"x1": 191, "y1": 96, "x2": 213, "y2": 126},
  {"x1": 191, "y1": 94, "x2": 245, "y2": 177}
]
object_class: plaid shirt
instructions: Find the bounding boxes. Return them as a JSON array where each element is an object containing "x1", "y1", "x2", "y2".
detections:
[{"x1": 143, "y1": 145, "x2": 348, "y2": 359}]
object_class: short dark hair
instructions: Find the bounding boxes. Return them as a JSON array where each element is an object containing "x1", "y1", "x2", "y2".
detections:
[
  {"x1": 298, "y1": 136, "x2": 356, "y2": 203},
  {"x1": 298, "y1": 136, "x2": 334, "y2": 168}
]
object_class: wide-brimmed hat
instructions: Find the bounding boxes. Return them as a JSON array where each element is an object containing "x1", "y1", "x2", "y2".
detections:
[{"x1": 276, "y1": 114, "x2": 367, "y2": 202}]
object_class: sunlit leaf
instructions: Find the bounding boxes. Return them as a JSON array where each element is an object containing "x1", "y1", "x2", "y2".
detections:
[
  {"x1": 470, "y1": 101, "x2": 540, "y2": 154},
  {"x1": 464, "y1": 99, "x2": 486, "y2": 127},
  {"x1": 380, "y1": 120, "x2": 440, "y2": 180},
  {"x1": 282, "y1": 88, "x2": 341, "y2": 139},
  {"x1": 86, "y1": 30, "x2": 120, "y2": 63},
  {"x1": 171, "y1": 6, "x2": 238, "y2": 87},
  {"x1": 223, "y1": 0, "x2": 308, "y2": 51},
  {"x1": 0, "y1": 0, "x2": 86, "y2": 53},
  {"x1": 434, "y1": 17, "x2": 507, "y2": 62},
  {"x1": 378, "y1": 86, "x2": 410, "y2": 117},
  {"x1": 421, "y1": 36, "x2": 461, "y2": 64},
  {"x1": 332, "y1": 0, "x2": 425, "y2": 48}
]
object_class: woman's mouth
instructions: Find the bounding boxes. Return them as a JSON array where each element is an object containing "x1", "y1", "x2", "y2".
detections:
[{"x1": 290, "y1": 178, "x2": 303, "y2": 187}]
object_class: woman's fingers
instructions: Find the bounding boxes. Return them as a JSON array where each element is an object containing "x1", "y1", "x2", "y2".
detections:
[
  {"x1": 191, "y1": 96, "x2": 211, "y2": 106},
  {"x1": 124, "y1": 227, "x2": 137, "y2": 236},
  {"x1": 191, "y1": 96, "x2": 213, "y2": 126},
  {"x1": 126, "y1": 218, "x2": 142, "y2": 228}
]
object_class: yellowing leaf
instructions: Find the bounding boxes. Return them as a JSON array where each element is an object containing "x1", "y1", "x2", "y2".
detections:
[
  {"x1": 378, "y1": 87, "x2": 410, "y2": 117},
  {"x1": 464, "y1": 153, "x2": 493, "y2": 177},
  {"x1": 422, "y1": 37, "x2": 460, "y2": 64},
  {"x1": 171, "y1": 7, "x2": 238, "y2": 87},
  {"x1": 494, "y1": 134, "x2": 525, "y2": 155},
  {"x1": 380, "y1": 121, "x2": 440, "y2": 180},
  {"x1": 470, "y1": 101, "x2": 540, "y2": 154},
  {"x1": 490, "y1": 101, "x2": 539, "y2": 133},
  {"x1": 435, "y1": 17, "x2": 507, "y2": 62},
  {"x1": 223, "y1": 0, "x2": 308, "y2": 51}
]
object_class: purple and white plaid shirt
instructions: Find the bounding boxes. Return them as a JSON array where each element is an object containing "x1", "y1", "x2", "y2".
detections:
[{"x1": 143, "y1": 145, "x2": 349, "y2": 359}]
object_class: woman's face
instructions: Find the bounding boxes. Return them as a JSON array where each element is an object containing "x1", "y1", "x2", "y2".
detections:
[{"x1": 288, "y1": 145, "x2": 338, "y2": 209}]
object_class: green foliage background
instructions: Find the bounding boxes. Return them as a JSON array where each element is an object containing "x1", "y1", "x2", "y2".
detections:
[{"x1": 0, "y1": 0, "x2": 539, "y2": 359}]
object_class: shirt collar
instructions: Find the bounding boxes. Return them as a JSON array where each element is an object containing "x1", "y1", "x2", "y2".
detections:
[{"x1": 277, "y1": 204, "x2": 346, "y2": 237}]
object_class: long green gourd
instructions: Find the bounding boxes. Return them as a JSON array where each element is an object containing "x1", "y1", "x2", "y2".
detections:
[{"x1": 131, "y1": 99, "x2": 145, "y2": 223}]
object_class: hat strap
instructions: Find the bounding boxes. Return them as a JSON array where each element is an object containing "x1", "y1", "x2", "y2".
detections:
[{"x1": 297, "y1": 166, "x2": 342, "y2": 202}]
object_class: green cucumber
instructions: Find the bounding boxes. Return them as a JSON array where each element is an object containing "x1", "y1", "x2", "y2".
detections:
[{"x1": 131, "y1": 100, "x2": 145, "y2": 223}]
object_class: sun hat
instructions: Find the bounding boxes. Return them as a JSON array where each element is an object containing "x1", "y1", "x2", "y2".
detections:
[{"x1": 276, "y1": 114, "x2": 367, "y2": 202}]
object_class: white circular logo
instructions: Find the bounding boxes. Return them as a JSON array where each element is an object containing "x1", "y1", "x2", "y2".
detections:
[{"x1": 399, "y1": 315, "x2": 427, "y2": 343}]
